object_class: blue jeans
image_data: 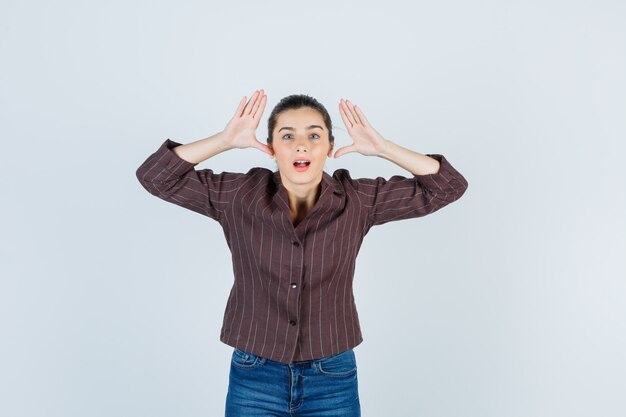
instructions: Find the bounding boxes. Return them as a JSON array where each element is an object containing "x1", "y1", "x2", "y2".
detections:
[{"x1": 225, "y1": 347, "x2": 361, "y2": 416}]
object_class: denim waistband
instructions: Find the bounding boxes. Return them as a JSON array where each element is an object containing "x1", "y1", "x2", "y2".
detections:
[{"x1": 234, "y1": 347, "x2": 354, "y2": 367}]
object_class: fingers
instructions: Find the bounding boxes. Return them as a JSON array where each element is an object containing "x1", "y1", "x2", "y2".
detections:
[
  {"x1": 245, "y1": 90, "x2": 264, "y2": 116},
  {"x1": 253, "y1": 93, "x2": 267, "y2": 124},
  {"x1": 353, "y1": 103, "x2": 369, "y2": 127},
  {"x1": 250, "y1": 89, "x2": 266, "y2": 118},
  {"x1": 234, "y1": 96, "x2": 247, "y2": 118},
  {"x1": 338, "y1": 99, "x2": 353, "y2": 128},
  {"x1": 340, "y1": 98, "x2": 360, "y2": 127},
  {"x1": 345, "y1": 99, "x2": 363, "y2": 126},
  {"x1": 242, "y1": 91, "x2": 257, "y2": 116}
]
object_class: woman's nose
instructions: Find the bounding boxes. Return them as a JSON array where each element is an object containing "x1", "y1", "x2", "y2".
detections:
[{"x1": 295, "y1": 140, "x2": 308, "y2": 152}]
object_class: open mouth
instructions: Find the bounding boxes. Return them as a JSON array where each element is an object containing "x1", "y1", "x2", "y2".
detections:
[{"x1": 293, "y1": 159, "x2": 311, "y2": 171}]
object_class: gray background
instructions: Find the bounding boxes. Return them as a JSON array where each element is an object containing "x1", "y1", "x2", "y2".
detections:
[{"x1": 1, "y1": 0, "x2": 625, "y2": 416}]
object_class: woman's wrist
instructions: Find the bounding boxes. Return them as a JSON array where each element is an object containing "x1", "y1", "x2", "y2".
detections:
[
  {"x1": 376, "y1": 139, "x2": 440, "y2": 175},
  {"x1": 172, "y1": 131, "x2": 235, "y2": 164}
]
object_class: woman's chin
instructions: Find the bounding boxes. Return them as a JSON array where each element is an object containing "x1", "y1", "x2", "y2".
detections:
[{"x1": 281, "y1": 167, "x2": 323, "y2": 184}]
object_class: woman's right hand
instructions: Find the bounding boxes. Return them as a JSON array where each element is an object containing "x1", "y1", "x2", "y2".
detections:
[{"x1": 222, "y1": 89, "x2": 274, "y2": 157}]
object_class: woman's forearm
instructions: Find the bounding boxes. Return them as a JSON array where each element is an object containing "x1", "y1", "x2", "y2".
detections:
[
  {"x1": 172, "y1": 130, "x2": 235, "y2": 164},
  {"x1": 377, "y1": 139, "x2": 441, "y2": 176}
]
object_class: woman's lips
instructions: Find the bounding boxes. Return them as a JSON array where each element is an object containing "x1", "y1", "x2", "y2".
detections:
[{"x1": 293, "y1": 159, "x2": 311, "y2": 172}]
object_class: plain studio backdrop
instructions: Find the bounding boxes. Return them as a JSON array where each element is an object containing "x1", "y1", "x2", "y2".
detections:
[{"x1": 1, "y1": 0, "x2": 625, "y2": 416}]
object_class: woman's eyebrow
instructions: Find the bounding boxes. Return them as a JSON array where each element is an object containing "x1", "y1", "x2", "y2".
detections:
[{"x1": 278, "y1": 125, "x2": 324, "y2": 132}]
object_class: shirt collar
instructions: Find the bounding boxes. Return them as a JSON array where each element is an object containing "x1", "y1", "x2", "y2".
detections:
[
  {"x1": 272, "y1": 170, "x2": 344, "y2": 209},
  {"x1": 272, "y1": 170, "x2": 343, "y2": 195}
]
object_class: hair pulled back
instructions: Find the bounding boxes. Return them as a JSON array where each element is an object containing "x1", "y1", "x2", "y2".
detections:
[{"x1": 266, "y1": 94, "x2": 334, "y2": 146}]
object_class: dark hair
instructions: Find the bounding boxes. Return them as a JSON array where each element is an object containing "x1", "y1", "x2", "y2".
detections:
[{"x1": 266, "y1": 94, "x2": 334, "y2": 146}]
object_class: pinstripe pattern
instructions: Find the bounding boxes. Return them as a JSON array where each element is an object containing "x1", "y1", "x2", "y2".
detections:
[{"x1": 136, "y1": 138, "x2": 469, "y2": 364}]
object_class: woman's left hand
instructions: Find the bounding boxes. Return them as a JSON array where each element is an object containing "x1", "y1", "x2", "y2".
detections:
[{"x1": 334, "y1": 99, "x2": 388, "y2": 158}]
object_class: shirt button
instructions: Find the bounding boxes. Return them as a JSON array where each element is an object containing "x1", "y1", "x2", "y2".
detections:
[
  {"x1": 291, "y1": 283, "x2": 297, "y2": 288},
  {"x1": 289, "y1": 320, "x2": 297, "y2": 326},
  {"x1": 292, "y1": 241, "x2": 300, "y2": 247}
]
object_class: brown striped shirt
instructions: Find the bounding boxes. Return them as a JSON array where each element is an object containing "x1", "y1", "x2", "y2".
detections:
[{"x1": 136, "y1": 138, "x2": 468, "y2": 364}]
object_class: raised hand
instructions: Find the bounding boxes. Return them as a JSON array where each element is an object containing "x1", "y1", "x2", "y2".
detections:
[
  {"x1": 223, "y1": 89, "x2": 274, "y2": 156},
  {"x1": 334, "y1": 99, "x2": 388, "y2": 159}
]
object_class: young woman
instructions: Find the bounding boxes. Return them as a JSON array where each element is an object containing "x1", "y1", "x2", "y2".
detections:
[{"x1": 136, "y1": 89, "x2": 468, "y2": 416}]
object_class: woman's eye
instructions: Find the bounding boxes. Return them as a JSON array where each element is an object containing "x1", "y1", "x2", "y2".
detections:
[{"x1": 282, "y1": 134, "x2": 320, "y2": 139}]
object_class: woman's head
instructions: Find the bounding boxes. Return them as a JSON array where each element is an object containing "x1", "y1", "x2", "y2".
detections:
[
  {"x1": 266, "y1": 94, "x2": 335, "y2": 190},
  {"x1": 267, "y1": 94, "x2": 334, "y2": 147}
]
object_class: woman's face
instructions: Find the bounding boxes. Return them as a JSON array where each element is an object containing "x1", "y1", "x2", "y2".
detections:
[{"x1": 270, "y1": 107, "x2": 333, "y2": 190}]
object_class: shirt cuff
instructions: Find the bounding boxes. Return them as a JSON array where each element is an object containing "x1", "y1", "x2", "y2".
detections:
[
  {"x1": 156, "y1": 138, "x2": 199, "y2": 175},
  {"x1": 413, "y1": 153, "x2": 469, "y2": 194}
]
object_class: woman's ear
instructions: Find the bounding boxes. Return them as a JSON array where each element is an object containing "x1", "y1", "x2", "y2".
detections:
[{"x1": 327, "y1": 135, "x2": 335, "y2": 157}]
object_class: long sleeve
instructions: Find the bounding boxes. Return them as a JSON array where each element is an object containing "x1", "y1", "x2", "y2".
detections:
[
  {"x1": 354, "y1": 153, "x2": 468, "y2": 227},
  {"x1": 135, "y1": 138, "x2": 247, "y2": 221}
]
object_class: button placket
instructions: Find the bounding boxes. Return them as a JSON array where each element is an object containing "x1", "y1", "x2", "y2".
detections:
[{"x1": 287, "y1": 234, "x2": 303, "y2": 347}]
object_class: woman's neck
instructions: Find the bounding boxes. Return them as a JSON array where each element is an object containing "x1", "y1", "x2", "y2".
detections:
[{"x1": 284, "y1": 183, "x2": 322, "y2": 226}]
